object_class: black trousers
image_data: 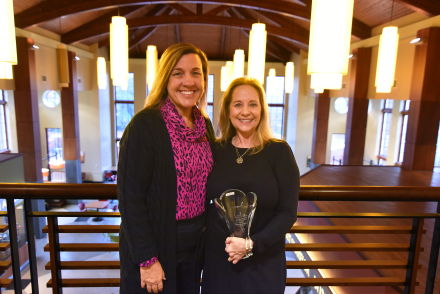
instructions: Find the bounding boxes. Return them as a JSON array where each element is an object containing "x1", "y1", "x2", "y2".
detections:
[{"x1": 176, "y1": 214, "x2": 204, "y2": 294}]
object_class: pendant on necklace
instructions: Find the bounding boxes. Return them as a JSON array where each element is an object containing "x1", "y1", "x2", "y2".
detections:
[{"x1": 236, "y1": 157, "x2": 243, "y2": 164}]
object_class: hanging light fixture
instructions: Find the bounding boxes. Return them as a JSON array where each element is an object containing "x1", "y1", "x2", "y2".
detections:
[
  {"x1": 226, "y1": 61, "x2": 234, "y2": 87},
  {"x1": 221, "y1": 66, "x2": 227, "y2": 91},
  {"x1": 97, "y1": 57, "x2": 107, "y2": 89},
  {"x1": 110, "y1": 16, "x2": 129, "y2": 88},
  {"x1": 375, "y1": 27, "x2": 398, "y2": 93},
  {"x1": 247, "y1": 23, "x2": 267, "y2": 85},
  {"x1": 56, "y1": 44, "x2": 70, "y2": 87},
  {"x1": 268, "y1": 68, "x2": 276, "y2": 77},
  {"x1": 146, "y1": 45, "x2": 158, "y2": 90},
  {"x1": 285, "y1": 62, "x2": 294, "y2": 94},
  {"x1": 375, "y1": 0, "x2": 399, "y2": 93},
  {"x1": 233, "y1": 49, "x2": 245, "y2": 80},
  {"x1": 0, "y1": 0, "x2": 17, "y2": 80},
  {"x1": 307, "y1": 0, "x2": 354, "y2": 91}
]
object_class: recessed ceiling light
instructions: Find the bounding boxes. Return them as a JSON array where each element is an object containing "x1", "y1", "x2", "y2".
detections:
[{"x1": 75, "y1": 56, "x2": 80, "y2": 60}]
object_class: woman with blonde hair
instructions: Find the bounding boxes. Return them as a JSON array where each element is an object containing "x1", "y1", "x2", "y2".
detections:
[
  {"x1": 202, "y1": 77, "x2": 300, "y2": 293},
  {"x1": 118, "y1": 43, "x2": 215, "y2": 294}
]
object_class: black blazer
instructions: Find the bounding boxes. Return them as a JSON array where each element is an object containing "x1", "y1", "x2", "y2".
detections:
[{"x1": 118, "y1": 107, "x2": 215, "y2": 293}]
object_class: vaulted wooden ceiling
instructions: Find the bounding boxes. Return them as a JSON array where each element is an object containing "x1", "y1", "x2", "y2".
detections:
[{"x1": 12, "y1": 0, "x2": 440, "y2": 63}]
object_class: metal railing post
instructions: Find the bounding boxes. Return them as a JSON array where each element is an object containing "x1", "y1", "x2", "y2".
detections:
[
  {"x1": 48, "y1": 217, "x2": 63, "y2": 294},
  {"x1": 6, "y1": 198, "x2": 23, "y2": 294},
  {"x1": 425, "y1": 201, "x2": 440, "y2": 294},
  {"x1": 24, "y1": 199, "x2": 39, "y2": 294},
  {"x1": 404, "y1": 218, "x2": 424, "y2": 294}
]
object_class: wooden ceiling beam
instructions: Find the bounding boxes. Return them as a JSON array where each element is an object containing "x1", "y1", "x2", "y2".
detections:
[
  {"x1": 102, "y1": 6, "x2": 172, "y2": 49},
  {"x1": 232, "y1": 7, "x2": 302, "y2": 54},
  {"x1": 15, "y1": 0, "x2": 311, "y2": 29},
  {"x1": 396, "y1": 0, "x2": 440, "y2": 17},
  {"x1": 241, "y1": 29, "x2": 290, "y2": 62},
  {"x1": 60, "y1": 5, "x2": 151, "y2": 44},
  {"x1": 197, "y1": 4, "x2": 203, "y2": 14},
  {"x1": 67, "y1": 14, "x2": 309, "y2": 45},
  {"x1": 168, "y1": 3, "x2": 195, "y2": 15},
  {"x1": 205, "y1": 5, "x2": 230, "y2": 16},
  {"x1": 235, "y1": 7, "x2": 309, "y2": 48},
  {"x1": 175, "y1": 25, "x2": 181, "y2": 43}
]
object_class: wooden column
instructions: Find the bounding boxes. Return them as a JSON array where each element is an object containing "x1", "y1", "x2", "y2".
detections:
[
  {"x1": 13, "y1": 37, "x2": 42, "y2": 182},
  {"x1": 343, "y1": 47, "x2": 372, "y2": 165},
  {"x1": 402, "y1": 27, "x2": 440, "y2": 171},
  {"x1": 14, "y1": 37, "x2": 46, "y2": 239},
  {"x1": 311, "y1": 90, "x2": 330, "y2": 165},
  {"x1": 61, "y1": 51, "x2": 82, "y2": 184}
]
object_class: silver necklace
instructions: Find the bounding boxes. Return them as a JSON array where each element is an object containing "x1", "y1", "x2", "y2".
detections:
[{"x1": 235, "y1": 146, "x2": 251, "y2": 164}]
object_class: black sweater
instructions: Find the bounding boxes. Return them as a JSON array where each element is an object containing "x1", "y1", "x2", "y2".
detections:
[{"x1": 117, "y1": 107, "x2": 215, "y2": 293}]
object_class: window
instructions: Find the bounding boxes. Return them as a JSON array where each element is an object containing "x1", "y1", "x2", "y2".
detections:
[
  {"x1": 378, "y1": 99, "x2": 393, "y2": 165},
  {"x1": 115, "y1": 73, "x2": 135, "y2": 158},
  {"x1": 435, "y1": 122, "x2": 440, "y2": 167},
  {"x1": 397, "y1": 101, "x2": 410, "y2": 163},
  {"x1": 330, "y1": 134, "x2": 345, "y2": 165},
  {"x1": 206, "y1": 75, "x2": 214, "y2": 123},
  {"x1": 46, "y1": 128, "x2": 63, "y2": 162},
  {"x1": 266, "y1": 76, "x2": 285, "y2": 139},
  {"x1": 0, "y1": 90, "x2": 8, "y2": 152}
]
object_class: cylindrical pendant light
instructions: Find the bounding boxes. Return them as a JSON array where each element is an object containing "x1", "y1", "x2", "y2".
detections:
[
  {"x1": 110, "y1": 16, "x2": 129, "y2": 88},
  {"x1": 221, "y1": 66, "x2": 227, "y2": 91},
  {"x1": 0, "y1": 63, "x2": 13, "y2": 79},
  {"x1": 97, "y1": 57, "x2": 107, "y2": 90},
  {"x1": 310, "y1": 72, "x2": 343, "y2": 90},
  {"x1": 285, "y1": 62, "x2": 294, "y2": 94},
  {"x1": 247, "y1": 23, "x2": 267, "y2": 85},
  {"x1": 147, "y1": 45, "x2": 158, "y2": 89},
  {"x1": 0, "y1": 0, "x2": 17, "y2": 80},
  {"x1": 268, "y1": 68, "x2": 276, "y2": 77},
  {"x1": 375, "y1": 26, "x2": 399, "y2": 93},
  {"x1": 226, "y1": 61, "x2": 234, "y2": 87},
  {"x1": 307, "y1": 0, "x2": 354, "y2": 91},
  {"x1": 56, "y1": 44, "x2": 70, "y2": 87},
  {"x1": 314, "y1": 88, "x2": 324, "y2": 93},
  {"x1": 233, "y1": 49, "x2": 245, "y2": 80}
]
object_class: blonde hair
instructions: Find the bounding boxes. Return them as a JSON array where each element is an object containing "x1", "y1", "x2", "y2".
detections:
[
  {"x1": 217, "y1": 77, "x2": 279, "y2": 153},
  {"x1": 144, "y1": 42, "x2": 209, "y2": 116}
]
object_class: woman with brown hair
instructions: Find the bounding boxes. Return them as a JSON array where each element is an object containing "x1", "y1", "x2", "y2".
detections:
[
  {"x1": 118, "y1": 43, "x2": 215, "y2": 294},
  {"x1": 202, "y1": 77, "x2": 300, "y2": 294}
]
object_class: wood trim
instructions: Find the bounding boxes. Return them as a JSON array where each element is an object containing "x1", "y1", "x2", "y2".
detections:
[
  {"x1": 1, "y1": 183, "x2": 440, "y2": 201},
  {"x1": 286, "y1": 260, "x2": 422, "y2": 269},
  {"x1": 47, "y1": 278, "x2": 120, "y2": 288},
  {"x1": 44, "y1": 243, "x2": 119, "y2": 252},
  {"x1": 45, "y1": 261, "x2": 120, "y2": 270}
]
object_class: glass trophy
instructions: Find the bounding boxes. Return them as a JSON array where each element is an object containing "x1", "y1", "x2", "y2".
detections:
[{"x1": 214, "y1": 189, "x2": 257, "y2": 239}]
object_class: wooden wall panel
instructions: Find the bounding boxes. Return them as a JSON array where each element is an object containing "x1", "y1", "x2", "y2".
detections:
[
  {"x1": 61, "y1": 51, "x2": 80, "y2": 161},
  {"x1": 13, "y1": 37, "x2": 42, "y2": 182},
  {"x1": 343, "y1": 47, "x2": 371, "y2": 165},
  {"x1": 402, "y1": 27, "x2": 440, "y2": 171},
  {"x1": 311, "y1": 90, "x2": 330, "y2": 165}
]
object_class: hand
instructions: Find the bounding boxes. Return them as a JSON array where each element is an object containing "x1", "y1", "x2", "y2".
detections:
[
  {"x1": 225, "y1": 237, "x2": 253, "y2": 264},
  {"x1": 140, "y1": 261, "x2": 166, "y2": 293}
]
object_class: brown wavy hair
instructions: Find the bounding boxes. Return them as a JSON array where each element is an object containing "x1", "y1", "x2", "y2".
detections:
[
  {"x1": 217, "y1": 77, "x2": 280, "y2": 153},
  {"x1": 144, "y1": 42, "x2": 209, "y2": 116}
]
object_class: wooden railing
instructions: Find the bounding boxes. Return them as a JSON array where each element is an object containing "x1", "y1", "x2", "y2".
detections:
[{"x1": 0, "y1": 183, "x2": 439, "y2": 294}]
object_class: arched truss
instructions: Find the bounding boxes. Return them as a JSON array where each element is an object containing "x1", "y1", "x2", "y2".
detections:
[{"x1": 15, "y1": 0, "x2": 372, "y2": 47}]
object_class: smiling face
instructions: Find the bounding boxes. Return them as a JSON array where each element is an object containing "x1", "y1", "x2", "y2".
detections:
[
  {"x1": 167, "y1": 53, "x2": 205, "y2": 117},
  {"x1": 229, "y1": 85, "x2": 262, "y2": 138}
]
